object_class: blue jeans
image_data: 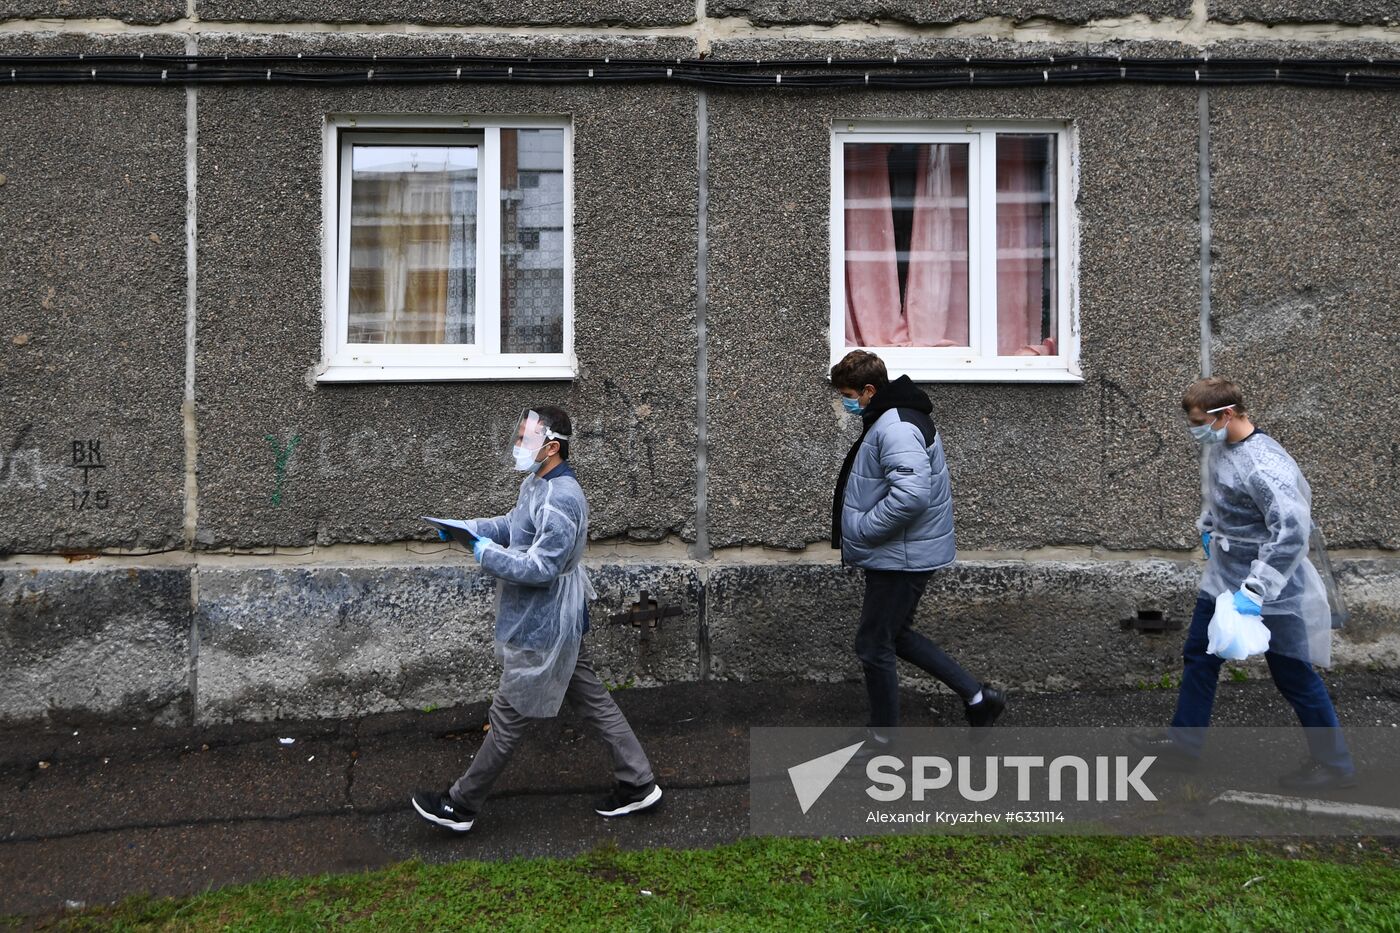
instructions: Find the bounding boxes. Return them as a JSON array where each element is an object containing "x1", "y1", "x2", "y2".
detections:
[{"x1": 1169, "y1": 594, "x2": 1354, "y2": 774}]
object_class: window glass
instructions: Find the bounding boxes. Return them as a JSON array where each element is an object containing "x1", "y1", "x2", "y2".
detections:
[
  {"x1": 500, "y1": 129, "x2": 566, "y2": 355},
  {"x1": 844, "y1": 142, "x2": 970, "y2": 349},
  {"x1": 347, "y1": 144, "x2": 477, "y2": 345}
]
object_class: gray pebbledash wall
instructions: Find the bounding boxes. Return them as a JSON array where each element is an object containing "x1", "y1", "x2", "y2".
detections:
[{"x1": 2, "y1": 1, "x2": 1399, "y2": 725}]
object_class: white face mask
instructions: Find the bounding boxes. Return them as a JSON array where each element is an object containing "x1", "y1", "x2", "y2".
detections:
[{"x1": 512, "y1": 445, "x2": 544, "y2": 473}]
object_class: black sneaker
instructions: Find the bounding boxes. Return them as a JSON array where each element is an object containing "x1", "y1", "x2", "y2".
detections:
[
  {"x1": 1127, "y1": 733, "x2": 1200, "y2": 772},
  {"x1": 849, "y1": 730, "x2": 898, "y2": 767},
  {"x1": 595, "y1": 780, "x2": 663, "y2": 817},
  {"x1": 411, "y1": 789, "x2": 476, "y2": 832},
  {"x1": 1278, "y1": 760, "x2": 1359, "y2": 791},
  {"x1": 964, "y1": 685, "x2": 1006, "y2": 728}
]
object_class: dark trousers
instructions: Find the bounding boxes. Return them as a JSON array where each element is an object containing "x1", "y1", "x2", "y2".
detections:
[
  {"x1": 1169, "y1": 594, "x2": 1354, "y2": 773},
  {"x1": 855, "y1": 569, "x2": 981, "y2": 729},
  {"x1": 449, "y1": 642, "x2": 653, "y2": 812}
]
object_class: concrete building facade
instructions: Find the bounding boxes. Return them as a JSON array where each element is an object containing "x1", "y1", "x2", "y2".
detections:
[{"x1": 2, "y1": 2, "x2": 1398, "y2": 725}]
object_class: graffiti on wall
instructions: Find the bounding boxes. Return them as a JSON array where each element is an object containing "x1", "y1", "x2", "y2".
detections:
[
  {"x1": 0, "y1": 424, "x2": 75, "y2": 492},
  {"x1": 264, "y1": 433, "x2": 302, "y2": 506},
  {"x1": 69, "y1": 438, "x2": 109, "y2": 510}
]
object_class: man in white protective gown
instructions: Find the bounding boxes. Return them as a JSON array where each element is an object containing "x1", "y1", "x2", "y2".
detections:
[
  {"x1": 411, "y1": 407, "x2": 662, "y2": 832},
  {"x1": 1131, "y1": 377, "x2": 1356, "y2": 791}
]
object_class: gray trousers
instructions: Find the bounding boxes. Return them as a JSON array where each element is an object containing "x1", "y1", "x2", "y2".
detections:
[{"x1": 449, "y1": 642, "x2": 654, "y2": 812}]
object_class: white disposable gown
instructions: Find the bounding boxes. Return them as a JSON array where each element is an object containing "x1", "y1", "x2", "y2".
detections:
[{"x1": 1197, "y1": 432, "x2": 1332, "y2": 667}]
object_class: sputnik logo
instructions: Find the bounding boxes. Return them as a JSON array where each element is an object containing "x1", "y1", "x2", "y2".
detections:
[{"x1": 787, "y1": 741, "x2": 864, "y2": 814}]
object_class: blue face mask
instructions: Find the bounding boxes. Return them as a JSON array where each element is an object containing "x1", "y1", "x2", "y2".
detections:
[
  {"x1": 1189, "y1": 408, "x2": 1231, "y2": 445},
  {"x1": 841, "y1": 396, "x2": 865, "y2": 415}
]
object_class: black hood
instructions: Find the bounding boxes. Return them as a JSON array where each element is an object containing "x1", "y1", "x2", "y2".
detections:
[{"x1": 862, "y1": 375, "x2": 932, "y2": 425}]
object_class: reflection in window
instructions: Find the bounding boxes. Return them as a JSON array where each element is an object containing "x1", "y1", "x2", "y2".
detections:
[{"x1": 346, "y1": 145, "x2": 477, "y2": 345}]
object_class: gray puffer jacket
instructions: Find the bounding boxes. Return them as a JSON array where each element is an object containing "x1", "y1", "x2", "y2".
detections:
[{"x1": 832, "y1": 375, "x2": 956, "y2": 572}]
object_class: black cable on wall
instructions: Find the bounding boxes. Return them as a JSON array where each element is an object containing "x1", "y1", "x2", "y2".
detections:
[{"x1": 2, "y1": 53, "x2": 1397, "y2": 90}]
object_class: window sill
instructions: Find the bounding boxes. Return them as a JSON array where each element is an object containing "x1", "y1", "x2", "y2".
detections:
[
  {"x1": 315, "y1": 363, "x2": 577, "y2": 383},
  {"x1": 899, "y1": 367, "x2": 1085, "y2": 384}
]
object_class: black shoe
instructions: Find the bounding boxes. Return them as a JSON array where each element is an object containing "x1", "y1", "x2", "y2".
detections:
[
  {"x1": 595, "y1": 780, "x2": 663, "y2": 817},
  {"x1": 1127, "y1": 733, "x2": 1200, "y2": 771},
  {"x1": 1278, "y1": 760, "x2": 1359, "y2": 791},
  {"x1": 849, "y1": 730, "x2": 898, "y2": 766},
  {"x1": 964, "y1": 686, "x2": 1006, "y2": 728},
  {"x1": 411, "y1": 789, "x2": 476, "y2": 832}
]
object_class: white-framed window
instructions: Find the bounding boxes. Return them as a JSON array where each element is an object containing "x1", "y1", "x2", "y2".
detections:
[
  {"x1": 318, "y1": 114, "x2": 574, "y2": 382},
  {"x1": 830, "y1": 121, "x2": 1079, "y2": 383}
]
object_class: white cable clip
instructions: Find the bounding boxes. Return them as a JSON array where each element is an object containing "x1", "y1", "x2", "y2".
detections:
[
  {"x1": 775, "y1": 73, "x2": 781, "y2": 84},
  {"x1": 508, "y1": 66, "x2": 513, "y2": 75},
  {"x1": 10, "y1": 69, "x2": 15, "y2": 82},
  {"x1": 826, "y1": 55, "x2": 832, "y2": 64},
  {"x1": 456, "y1": 67, "x2": 462, "y2": 79},
  {"x1": 297, "y1": 52, "x2": 302, "y2": 59},
  {"x1": 892, "y1": 55, "x2": 898, "y2": 64},
  {"x1": 367, "y1": 69, "x2": 374, "y2": 80},
  {"x1": 864, "y1": 73, "x2": 869, "y2": 84},
  {"x1": 266, "y1": 69, "x2": 271, "y2": 80},
  {"x1": 588, "y1": 68, "x2": 593, "y2": 77},
  {"x1": 161, "y1": 69, "x2": 168, "y2": 80},
  {"x1": 1043, "y1": 70, "x2": 1049, "y2": 82},
  {"x1": 1120, "y1": 66, "x2": 1126, "y2": 79},
  {"x1": 666, "y1": 67, "x2": 672, "y2": 77},
  {"x1": 604, "y1": 56, "x2": 610, "y2": 63},
  {"x1": 1345, "y1": 72, "x2": 1350, "y2": 84},
  {"x1": 969, "y1": 70, "x2": 975, "y2": 84},
  {"x1": 91, "y1": 67, "x2": 97, "y2": 79},
  {"x1": 1195, "y1": 69, "x2": 1200, "y2": 81}
]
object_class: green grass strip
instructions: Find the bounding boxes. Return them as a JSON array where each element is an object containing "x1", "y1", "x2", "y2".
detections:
[{"x1": 23, "y1": 836, "x2": 1400, "y2": 932}]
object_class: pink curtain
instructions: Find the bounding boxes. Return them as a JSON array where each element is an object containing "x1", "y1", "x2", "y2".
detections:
[
  {"x1": 843, "y1": 144, "x2": 910, "y2": 347},
  {"x1": 905, "y1": 145, "x2": 969, "y2": 347},
  {"x1": 996, "y1": 135, "x2": 1057, "y2": 357}
]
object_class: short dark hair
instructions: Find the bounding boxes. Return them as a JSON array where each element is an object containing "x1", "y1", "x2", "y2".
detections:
[
  {"x1": 830, "y1": 350, "x2": 889, "y2": 393},
  {"x1": 534, "y1": 405, "x2": 572, "y2": 460},
  {"x1": 1181, "y1": 377, "x2": 1247, "y2": 416}
]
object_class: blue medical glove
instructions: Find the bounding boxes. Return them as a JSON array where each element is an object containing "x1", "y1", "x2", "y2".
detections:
[
  {"x1": 1201, "y1": 531, "x2": 1211, "y2": 559},
  {"x1": 1233, "y1": 588, "x2": 1262, "y2": 616},
  {"x1": 438, "y1": 529, "x2": 451, "y2": 542},
  {"x1": 471, "y1": 536, "x2": 495, "y2": 562}
]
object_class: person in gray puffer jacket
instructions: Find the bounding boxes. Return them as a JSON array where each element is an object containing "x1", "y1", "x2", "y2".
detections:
[{"x1": 831, "y1": 351, "x2": 1006, "y2": 739}]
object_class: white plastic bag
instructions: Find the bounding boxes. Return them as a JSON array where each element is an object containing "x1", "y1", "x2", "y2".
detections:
[{"x1": 1207, "y1": 590, "x2": 1272, "y2": 661}]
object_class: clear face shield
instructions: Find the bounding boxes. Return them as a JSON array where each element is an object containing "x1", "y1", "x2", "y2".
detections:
[{"x1": 510, "y1": 410, "x2": 570, "y2": 473}]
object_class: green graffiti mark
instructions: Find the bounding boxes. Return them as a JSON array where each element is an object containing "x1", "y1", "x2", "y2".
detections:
[{"x1": 264, "y1": 433, "x2": 301, "y2": 506}]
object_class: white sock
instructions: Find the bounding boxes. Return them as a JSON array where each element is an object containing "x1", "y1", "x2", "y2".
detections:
[{"x1": 967, "y1": 689, "x2": 984, "y2": 707}]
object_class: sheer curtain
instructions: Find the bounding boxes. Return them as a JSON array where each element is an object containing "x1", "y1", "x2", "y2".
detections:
[
  {"x1": 996, "y1": 134, "x2": 1057, "y2": 357},
  {"x1": 843, "y1": 143, "x2": 911, "y2": 347},
  {"x1": 843, "y1": 137, "x2": 1057, "y2": 356},
  {"x1": 844, "y1": 142, "x2": 967, "y2": 348},
  {"x1": 905, "y1": 144, "x2": 969, "y2": 347}
]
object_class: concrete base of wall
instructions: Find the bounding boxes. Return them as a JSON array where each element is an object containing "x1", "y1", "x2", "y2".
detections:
[{"x1": 3, "y1": 558, "x2": 1399, "y2": 725}]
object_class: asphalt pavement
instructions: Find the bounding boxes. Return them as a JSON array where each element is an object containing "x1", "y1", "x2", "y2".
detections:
[{"x1": 3, "y1": 673, "x2": 1399, "y2": 919}]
